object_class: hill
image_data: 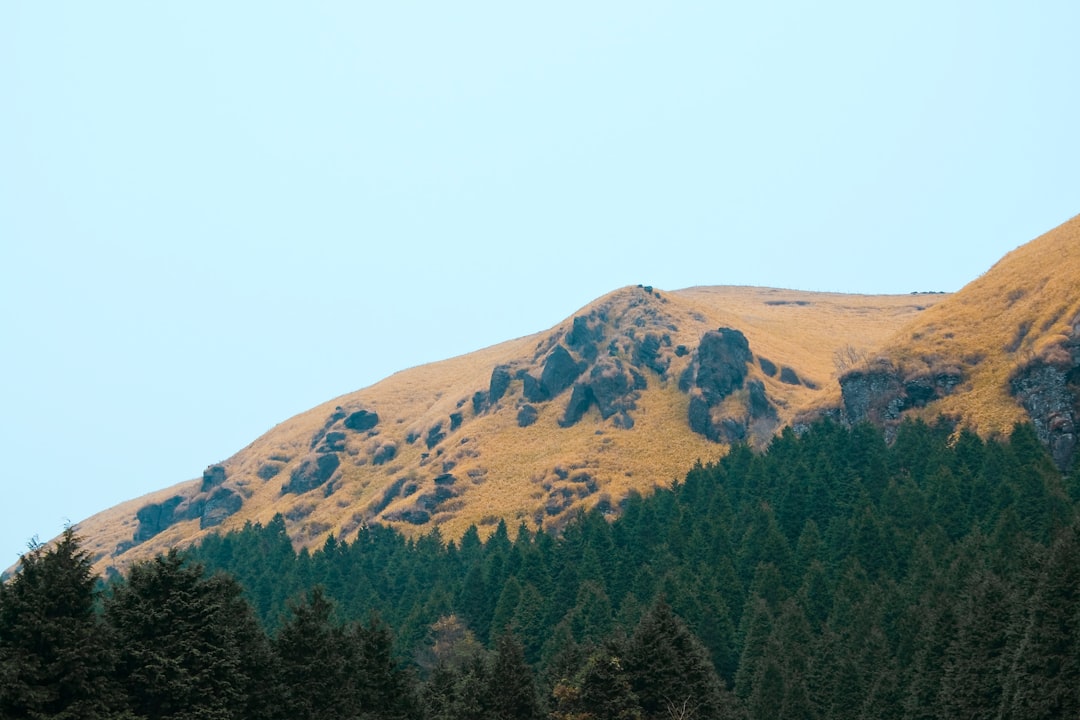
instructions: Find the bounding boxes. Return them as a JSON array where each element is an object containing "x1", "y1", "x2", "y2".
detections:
[
  {"x1": 72, "y1": 286, "x2": 941, "y2": 573},
  {"x1": 65, "y1": 214, "x2": 1080, "y2": 575},
  {"x1": 826, "y1": 214, "x2": 1080, "y2": 466}
]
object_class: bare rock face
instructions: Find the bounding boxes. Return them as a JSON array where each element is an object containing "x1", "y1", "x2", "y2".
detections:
[
  {"x1": 560, "y1": 357, "x2": 643, "y2": 428},
  {"x1": 134, "y1": 496, "x2": 184, "y2": 542},
  {"x1": 283, "y1": 452, "x2": 340, "y2": 494},
  {"x1": 682, "y1": 328, "x2": 776, "y2": 443},
  {"x1": 1011, "y1": 335, "x2": 1080, "y2": 470},
  {"x1": 200, "y1": 464, "x2": 227, "y2": 492},
  {"x1": 523, "y1": 345, "x2": 588, "y2": 402},
  {"x1": 840, "y1": 365, "x2": 964, "y2": 432}
]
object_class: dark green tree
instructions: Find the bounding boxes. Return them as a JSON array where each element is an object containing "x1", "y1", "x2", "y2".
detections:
[
  {"x1": 625, "y1": 599, "x2": 735, "y2": 719},
  {"x1": 106, "y1": 549, "x2": 273, "y2": 720},
  {"x1": 0, "y1": 528, "x2": 123, "y2": 720},
  {"x1": 999, "y1": 522, "x2": 1080, "y2": 719},
  {"x1": 489, "y1": 632, "x2": 543, "y2": 720}
]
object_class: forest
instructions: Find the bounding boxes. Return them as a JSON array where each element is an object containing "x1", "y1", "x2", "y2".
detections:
[{"x1": 2, "y1": 418, "x2": 1079, "y2": 719}]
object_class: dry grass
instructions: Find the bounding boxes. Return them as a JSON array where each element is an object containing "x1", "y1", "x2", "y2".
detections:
[
  {"x1": 71, "y1": 282, "x2": 946, "y2": 575},
  {"x1": 67, "y1": 215, "x2": 1080, "y2": 576},
  {"x1": 876, "y1": 214, "x2": 1080, "y2": 437}
]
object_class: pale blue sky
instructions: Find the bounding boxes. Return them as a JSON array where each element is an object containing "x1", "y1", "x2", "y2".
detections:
[{"x1": 2, "y1": 2, "x2": 1078, "y2": 562}]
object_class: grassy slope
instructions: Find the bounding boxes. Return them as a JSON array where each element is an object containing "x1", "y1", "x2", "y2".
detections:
[
  {"x1": 72, "y1": 285, "x2": 940, "y2": 574},
  {"x1": 878, "y1": 214, "x2": 1080, "y2": 435}
]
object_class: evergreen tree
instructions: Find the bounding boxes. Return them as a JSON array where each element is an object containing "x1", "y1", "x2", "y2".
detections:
[
  {"x1": 551, "y1": 638, "x2": 641, "y2": 720},
  {"x1": 999, "y1": 522, "x2": 1080, "y2": 719},
  {"x1": 271, "y1": 585, "x2": 357, "y2": 720},
  {"x1": 489, "y1": 632, "x2": 543, "y2": 720},
  {"x1": 106, "y1": 549, "x2": 273, "y2": 720},
  {"x1": 0, "y1": 529, "x2": 122, "y2": 720},
  {"x1": 625, "y1": 600, "x2": 734, "y2": 719}
]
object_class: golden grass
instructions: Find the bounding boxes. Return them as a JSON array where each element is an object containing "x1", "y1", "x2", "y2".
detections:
[
  {"x1": 67, "y1": 215, "x2": 1080, "y2": 577},
  {"x1": 877, "y1": 214, "x2": 1080, "y2": 437},
  {"x1": 71, "y1": 282, "x2": 946, "y2": 575}
]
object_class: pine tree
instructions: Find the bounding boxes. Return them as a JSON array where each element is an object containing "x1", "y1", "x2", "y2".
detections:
[
  {"x1": 489, "y1": 632, "x2": 543, "y2": 720},
  {"x1": 271, "y1": 585, "x2": 357, "y2": 719},
  {"x1": 0, "y1": 528, "x2": 122, "y2": 719},
  {"x1": 999, "y1": 522, "x2": 1080, "y2": 719},
  {"x1": 626, "y1": 599, "x2": 735, "y2": 719},
  {"x1": 551, "y1": 638, "x2": 641, "y2": 720},
  {"x1": 106, "y1": 549, "x2": 273, "y2": 720}
]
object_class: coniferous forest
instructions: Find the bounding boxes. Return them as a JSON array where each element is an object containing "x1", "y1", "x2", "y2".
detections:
[{"x1": 3, "y1": 419, "x2": 1080, "y2": 719}]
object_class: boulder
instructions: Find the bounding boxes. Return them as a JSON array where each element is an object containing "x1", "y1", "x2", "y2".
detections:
[
  {"x1": 200, "y1": 464, "x2": 226, "y2": 492},
  {"x1": 283, "y1": 453, "x2": 340, "y2": 494},
  {"x1": 694, "y1": 328, "x2": 751, "y2": 402},
  {"x1": 489, "y1": 365, "x2": 512, "y2": 404},
  {"x1": 257, "y1": 461, "x2": 284, "y2": 480},
  {"x1": 536, "y1": 345, "x2": 587, "y2": 400},
  {"x1": 199, "y1": 487, "x2": 242, "y2": 529},
  {"x1": 517, "y1": 404, "x2": 539, "y2": 427},
  {"x1": 344, "y1": 410, "x2": 379, "y2": 432},
  {"x1": 372, "y1": 442, "x2": 398, "y2": 465},
  {"x1": 134, "y1": 496, "x2": 183, "y2": 542},
  {"x1": 321, "y1": 431, "x2": 347, "y2": 452}
]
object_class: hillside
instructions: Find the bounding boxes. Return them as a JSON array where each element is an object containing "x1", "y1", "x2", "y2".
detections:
[
  {"x1": 827, "y1": 214, "x2": 1080, "y2": 466},
  {"x1": 64, "y1": 214, "x2": 1080, "y2": 576},
  {"x1": 72, "y1": 286, "x2": 941, "y2": 574}
]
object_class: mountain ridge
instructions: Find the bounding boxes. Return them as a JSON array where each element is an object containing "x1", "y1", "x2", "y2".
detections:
[{"x1": 60, "y1": 214, "x2": 1080, "y2": 576}]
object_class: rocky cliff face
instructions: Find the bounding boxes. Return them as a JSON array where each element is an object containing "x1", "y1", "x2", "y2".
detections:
[
  {"x1": 837, "y1": 364, "x2": 963, "y2": 437},
  {"x1": 680, "y1": 328, "x2": 778, "y2": 443},
  {"x1": 1010, "y1": 324, "x2": 1080, "y2": 470}
]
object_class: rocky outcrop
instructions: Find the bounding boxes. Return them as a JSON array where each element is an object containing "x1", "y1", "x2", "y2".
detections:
[
  {"x1": 633, "y1": 332, "x2": 671, "y2": 377},
  {"x1": 517, "y1": 404, "x2": 539, "y2": 428},
  {"x1": 200, "y1": 464, "x2": 226, "y2": 492},
  {"x1": 840, "y1": 365, "x2": 963, "y2": 428},
  {"x1": 283, "y1": 452, "x2": 340, "y2": 494},
  {"x1": 682, "y1": 328, "x2": 776, "y2": 442},
  {"x1": 567, "y1": 315, "x2": 605, "y2": 362},
  {"x1": 489, "y1": 365, "x2": 512, "y2": 403},
  {"x1": 523, "y1": 345, "x2": 587, "y2": 402},
  {"x1": 133, "y1": 480, "x2": 245, "y2": 542},
  {"x1": 134, "y1": 496, "x2": 184, "y2": 542},
  {"x1": 371, "y1": 442, "x2": 398, "y2": 465},
  {"x1": 686, "y1": 328, "x2": 753, "y2": 401},
  {"x1": 198, "y1": 487, "x2": 242, "y2": 529},
  {"x1": 1010, "y1": 337, "x2": 1080, "y2": 470},
  {"x1": 560, "y1": 357, "x2": 643, "y2": 429},
  {"x1": 344, "y1": 409, "x2": 379, "y2": 432}
]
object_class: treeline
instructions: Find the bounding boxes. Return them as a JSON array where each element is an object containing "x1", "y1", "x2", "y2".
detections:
[{"x1": 3, "y1": 419, "x2": 1079, "y2": 718}]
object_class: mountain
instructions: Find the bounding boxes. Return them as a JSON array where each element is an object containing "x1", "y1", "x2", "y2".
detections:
[
  {"x1": 70, "y1": 215, "x2": 1079, "y2": 574},
  {"x1": 825, "y1": 214, "x2": 1080, "y2": 464}
]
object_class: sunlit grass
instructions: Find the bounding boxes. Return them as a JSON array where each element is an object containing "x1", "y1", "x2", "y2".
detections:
[{"x1": 73, "y1": 279, "x2": 964, "y2": 572}]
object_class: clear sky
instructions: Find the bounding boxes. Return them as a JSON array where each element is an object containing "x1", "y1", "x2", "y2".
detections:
[{"x1": 2, "y1": 2, "x2": 1078, "y2": 564}]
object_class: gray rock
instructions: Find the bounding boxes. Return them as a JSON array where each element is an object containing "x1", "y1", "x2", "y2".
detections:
[
  {"x1": 283, "y1": 452, "x2": 340, "y2": 494},
  {"x1": 199, "y1": 487, "x2": 242, "y2": 529},
  {"x1": 695, "y1": 328, "x2": 752, "y2": 402},
  {"x1": 344, "y1": 410, "x2": 379, "y2": 432},
  {"x1": 257, "y1": 461, "x2": 284, "y2": 480},
  {"x1": 200, "y1": 464, "x2": 226, "y2": 492},
  {"x1": 531, "y1": 345, "x2": 587, "y2": 401},
  {"x1": 1011, "y1": 352, "x2": 1079, "y2": 470},
  {"x1": 517, "y1": 404, "x2": 539, "y2": 427},
  {"x1": 489, "y1": 365, "x2": 512, "y2": 404},
  {"x1": 134, "y1": 496, "x2": 183, "y2": 542}
]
